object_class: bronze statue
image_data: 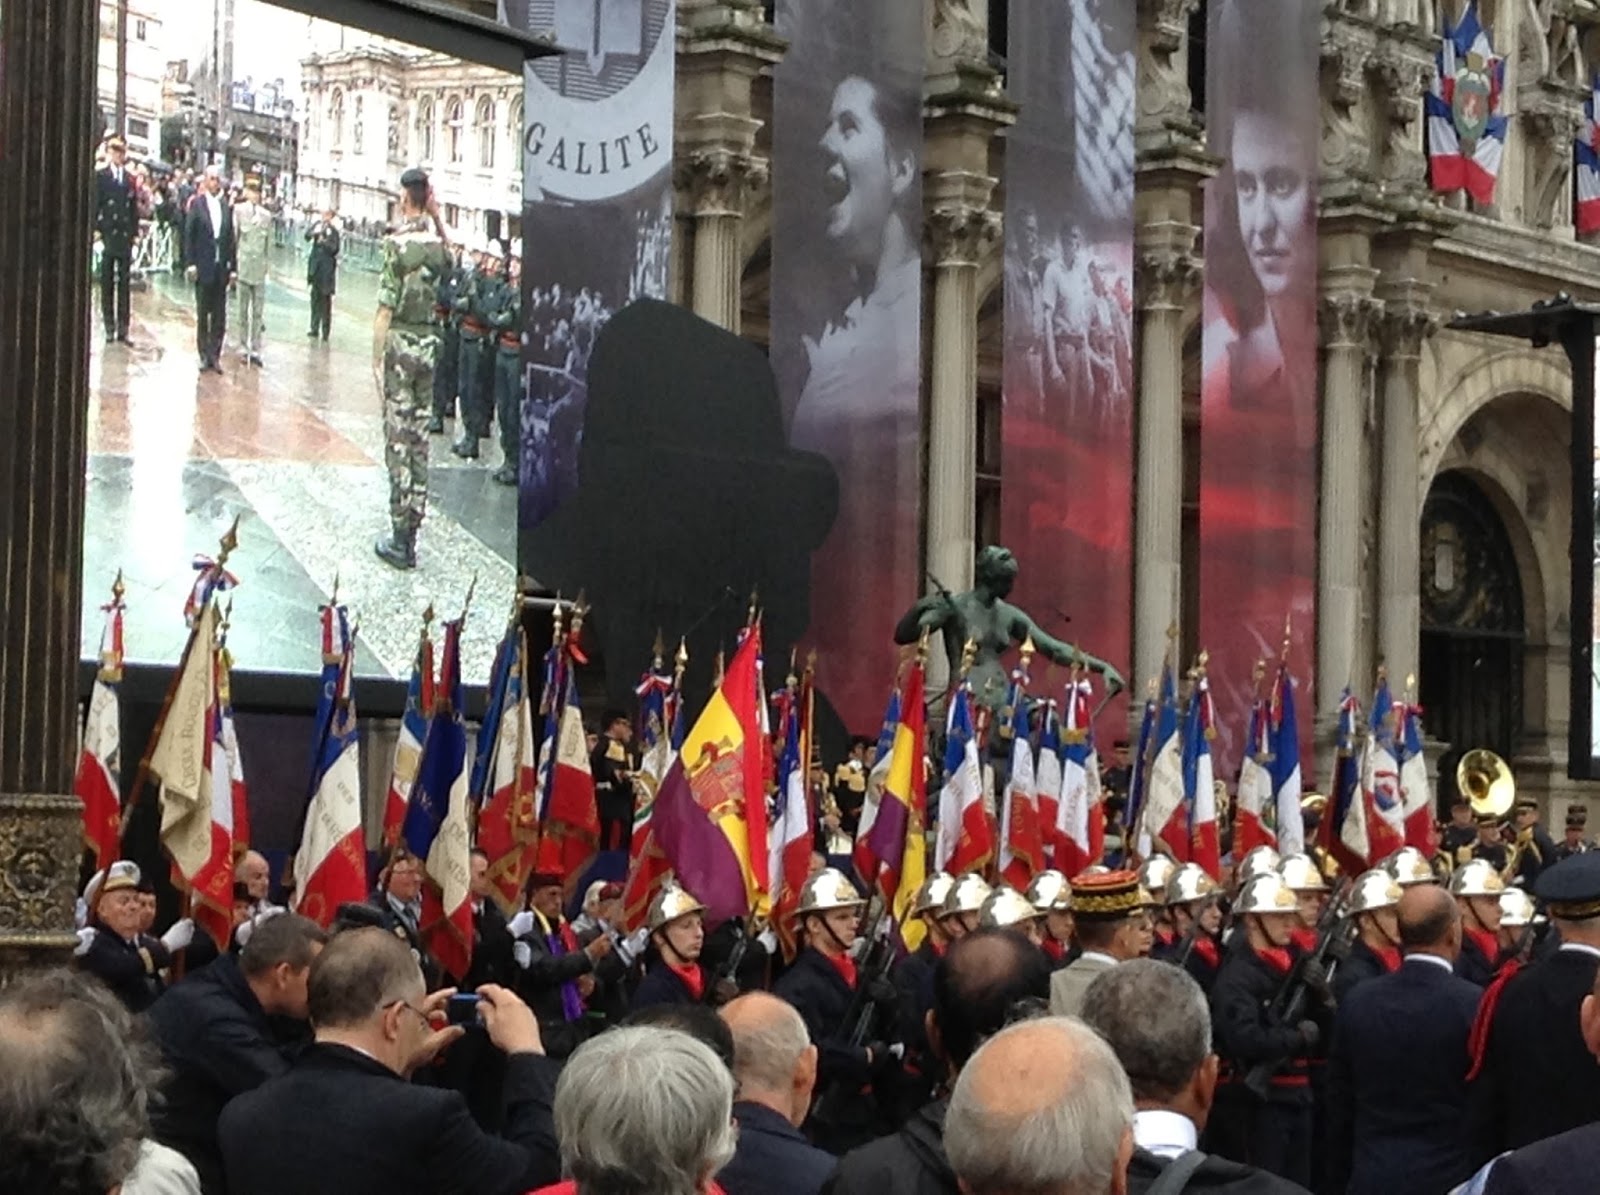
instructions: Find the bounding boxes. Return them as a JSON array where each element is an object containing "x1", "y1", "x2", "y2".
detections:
[{"x1": 894, "y1": 545, "x2": 1126, "y2": 710}]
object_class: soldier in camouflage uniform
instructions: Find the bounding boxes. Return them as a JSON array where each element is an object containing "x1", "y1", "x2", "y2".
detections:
[
  {"x1": 428, "y1": 241, "x2": 467, "y2": 435},
  {"x1": 373, "y1": 168, "x2": 453, "y2": 570},
  {"x1": 452, "y1": 239, "x2": 508, "y2": 461},
  {"x1": 491, "y1": 246, "x2": 524, "y2": 486}
]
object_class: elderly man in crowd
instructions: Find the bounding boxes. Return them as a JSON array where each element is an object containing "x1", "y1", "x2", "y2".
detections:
[
  {"x1": 217, "y1": 927, "x2": 559, "y2": 1195},
  {"x1": 0, "y1": 969, "x2": 201, "y2": 1195},
  {"x1": 149, "y1": 913, "x2": 327, "y2": 1193},
  {"x1": 533, "y1": 1026, "x2": 737, "y2": 1195},
  {"x1": 1081, "y1": 959, "x2": 1310, "y2": 1193},
  {"x1": 75, "y1": 861, "x2": 192, "y2": 1013},
  {"x1": 945, "y1": 1016, "x2": 1135, "y2": 1195},
  {"x1": 719, "y1": 993, "x2": 834, "y2": 1195}
]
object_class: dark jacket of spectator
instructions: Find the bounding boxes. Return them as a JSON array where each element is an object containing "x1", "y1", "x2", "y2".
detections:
[
  {"x1": 1126, "y1": 1149, "x2": 1310, "y2": 1194},
  {"x1": 719, "y1": 1100, "x2": 836, "y2": 1195},
  {"x1": 821, "y1": 1099, "x2": 955, "y2": 1195},
  {"x1": 218, "y1": 1042, "x2": 560, "y2": 1195}
]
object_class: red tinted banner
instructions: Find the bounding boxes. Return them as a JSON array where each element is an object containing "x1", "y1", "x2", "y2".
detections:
[
  {"x1": 1199, "y1": 0, "x2": 1319, "y2": 768},
  {"x1": 1001, "y1": 0, "x2": 1137, "y2": 719},
  {"x1": 771, "y1": 0, "x2": 924, "y2": 733}
]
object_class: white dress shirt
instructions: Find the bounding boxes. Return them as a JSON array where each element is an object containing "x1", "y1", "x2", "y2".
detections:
[
  {"x1": 1404, "y1": 952, "x2": 1455, "y2": 973},
  {"x1": 204, "y1": 192, "x2": 224, "y2": 255},
  {"x1": 1132, "y1": 1109, "x2": 1199, "y2": 1160}
]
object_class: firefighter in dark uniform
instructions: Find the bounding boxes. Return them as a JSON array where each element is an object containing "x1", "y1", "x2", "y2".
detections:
[
  {"x1": 630, "y1": 884, "x2": 710, "y2": 1010},
  {"x1": 831, "y1": 738, "x2": 872, "y2": 839},
  {"x1": 1441, "y1": 795, "x2": 1480, "y2": 869},
  {"x1": 491, "y1": 243, "x2": 523, "y2": 486},
  {"x1": 590, "y1": 710, "x2": 636, "y2": 853},
  {"x1": 1025, "y1": 869, "x2": 1077, "y2": 970},
  {"x1": 889, "y1": 872, "x2": 955, "y2": 1120},
  {"x1": 1468, "y1": 852, "x2": 1600, "y2": 1161},
  {"x1": 1140, "y1": 856, "x2": 1180, "y2": 954},
  {"x1": 452, "y1": 239, "x2": 506, "y2": 460},
  {"x1": 1156, "y1": 862, "x2": 1224, "y2": 992},
  {"x1": 429, "y1": 241, "x2": 466, "y2": 434},
  {"x1": 74, "y1": 861, "x2": 188, "y2": 1014},
  {"x1": 938, "y1": 872, "x2": 992, "y2": 942},
  {"x1": 1451, "y1": 858, "x2": 1509, "y2": 987},
  {"x1": 1333, "y1": 868, "x2": 1404, "y2": 1004},
  {"x1": 773, "y1": 868, "x2": 896, "y2": 1154},
  {"x1": 1207, "y1": 871, "x2": 1325, "y2": 1187},
  {"x1": 1554, "y1": 804, "x2": 1593, "y2": 862}
]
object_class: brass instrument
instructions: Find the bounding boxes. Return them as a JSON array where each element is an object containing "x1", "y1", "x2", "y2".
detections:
[{"x1": 1456, "y1": 748, "x2": 1520, "y2": 881}]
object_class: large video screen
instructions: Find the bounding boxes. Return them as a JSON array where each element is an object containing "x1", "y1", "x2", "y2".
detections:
[{"x1": 83, "y1": 0, "x2": 521, "y2": 686}]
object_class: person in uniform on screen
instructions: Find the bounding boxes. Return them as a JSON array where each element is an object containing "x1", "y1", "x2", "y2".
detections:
[{"x1": 372, "y1": 168, "x2": 452, "y2": 571}]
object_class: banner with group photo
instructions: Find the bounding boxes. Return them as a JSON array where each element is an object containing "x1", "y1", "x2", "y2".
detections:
[
  {"x1": 1001, "y1": 0, "x2": 1136, "y2": 728},
  {"x1": 511, "y1": 0, "x2": 677, "y2": 530},
  {"x1": 1199, "y1": 0, "x2": 1320, "y2": 770},
  {"x1": 771, "y1": 0, "x2": 924, "y2": 733}
]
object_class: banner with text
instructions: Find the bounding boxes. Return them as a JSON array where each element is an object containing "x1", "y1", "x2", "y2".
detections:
[
  {"x1": 1200, "y1": 0, "x2": 1319, "y2": 770},
  {"x1": 513, "y1": 0, "x2": 676, "y2": 532},
  {"x1": 771, "y1": 0, "x2": 924, "y2": 733},
  {"x1": 1001, "y1": 0, "x2": 1136, "y2": 727}
]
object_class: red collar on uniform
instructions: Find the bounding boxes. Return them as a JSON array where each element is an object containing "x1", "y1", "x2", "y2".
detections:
[
  {"x1": 1465, "y1": 927, "x2": 1500, "y2": 966},
  {"x1": 1193, "y1": 935, "x2": 1220, "y2": 967},
  {"x1": 1042, "y1": 937, "x2": 1066, "y2": 962},
  {"x1": 826, "y1": 951, "x2": 858, "y2": 990},
  {"x1": 1290, "y1": 927, "x2": 1318, "y2": 953},
  {"x1": 1255, "y1": 946, "x2": 1295, "y2": 975},
  {"x1": 1373, "y1": 944, "x2": 1402, "y2": 973},
  {"x1": 667, "y1": 962, "x2": 705, "y2": 1001}
]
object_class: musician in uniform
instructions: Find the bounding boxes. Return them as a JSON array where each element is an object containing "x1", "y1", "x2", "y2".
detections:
[
  {"x1": 1467, "y1": 851, "x2": 1600, "y2": 1161},
  {"x1": 590, "y1": 709, "x2": 636, "y2": 852},
  {"x1": 631, "y1": 884, "x2": 711, "y2": 1010},
  {"x1": 1554, "y1": 804, "x2": 1593, "y2": 862},
  {"x1": 1024, "y1": 869, "x2": 1076, "y2": 969},
  {"x1": 1471, "y1": 814, "x2": 1512, "y2": 873},
  {"x1": 1155, "y1": 862, "x2": 1224, "y2": 992},
  {"x1": 1441, "y1": 795, "x2": 1479, "y2": 868},
  {"x1": 1450, "y1": 859, "x2": 1509, "y2": 987},
  {"x1": 831, "y1": 737, "x2": 873, "y2": 839},
  {"x1": 1510, "y1": 798, "x2": 1556, "y2": 888},
  {"x1": 1207, "y1": 872, "x2": 1323, "y2": 1187},
  {"x1": 1333, "y1": 869, "x2": 1404, "y2": 1004}
]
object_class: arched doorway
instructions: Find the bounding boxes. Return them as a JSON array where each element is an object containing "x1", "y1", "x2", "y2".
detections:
[{"x1": 1419, "y1": 470, "x2": 1526, "y2": 800}]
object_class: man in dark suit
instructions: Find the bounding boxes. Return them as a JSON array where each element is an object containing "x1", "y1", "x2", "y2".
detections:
[
  {"x1": 1326, "y1": 883, "x2": 1482, "y2": 1195},
  {"x1": 184, "y1": 164, "x2": 236, "y2": 373},
  {"x1": 1080, "y1": 958, "x2": 1310, "y2": 1194},
  {"x1": 718, "y1": 992, "x2": 834, "y2": 1195},
  {"x1": 305, "y1": 207, "x2": 340, "y2": 340},
  {"x1": 149, "y1": 913, "x2": 328, "y2": 1194},
  {"x1": 367, "y1": 851, "x2": 441, "y2": 989},
  {"x1": 217, "y1": 926, "x2": 559, "y2": 1195},
  {"x1": 95, "y1": 136, "x2": 139, "y2": 343},
  {"x1": 440, "y1": 849, "x2": 519, "y2": 1130},
  {"x1": 1469, "y1": 851, "x2": 1600, "y2": 1162}
]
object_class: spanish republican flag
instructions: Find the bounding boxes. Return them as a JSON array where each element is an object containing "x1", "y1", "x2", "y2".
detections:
[
  {"x1": 651, "y1": 627, "x2": 768, "y2": 924},
  {"x1": 77, "y1": 592, "x2": 125, "y2": 868},
  {"x1": 873, "y1": 659, "x2": 927, "y2": 953}
]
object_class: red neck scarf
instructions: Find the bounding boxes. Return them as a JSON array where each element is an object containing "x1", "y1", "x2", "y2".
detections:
[
  {"x1": 667, "y1": 961, "x2": 705, "y2": 1001},
  {"x1": 1290, "y1": 926, "x2": 1318, "y2": 953},
  {"x1": 1465, "y1": 927, "x2": 1500, "y2": 966},
  {"x1": 931, "y1": 938, "x2": 949, "y2": 959},
  {"x1": 1193, "y1": 935, "x2": 1221, "y2": 967},
  {"x1": 1156, "y1": 928, "x2": 1177, "y2": 949},
  {"x1": 1373, "y1": 943, "x2": 1402, "y2": 973},
  {"x1": 1042, "y1": 937, "x2": 1067, "y2": 962},
  {"x1": 825, "y1": 950, "x2": 858, "y2": 989},
  {"x1": 1256, "y1": 946, "x2": 1295, "y2": 975}
]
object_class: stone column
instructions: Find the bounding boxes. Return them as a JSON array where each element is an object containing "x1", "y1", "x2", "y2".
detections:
[
  {"x1": 0, "y1": 0, "x2": 99, "y2": 972},
  {"x1": 1316, "y1": 266, "x2": 1381, "y2": 724},
  {"x1": 1374, "y1": 297, "x2": 1437, "y2": 685},
  {"x1": 673, "y1": 0, "x2": 783, "y2": 332}
]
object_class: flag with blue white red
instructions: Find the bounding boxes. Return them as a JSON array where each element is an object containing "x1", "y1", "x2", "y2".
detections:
[
  {"x1": 1577, "y1": 76, "x2": 1600, "y2": 234},
  {"x1": 1426, "y1": 0, "x2": 1507, "y2": 205}
]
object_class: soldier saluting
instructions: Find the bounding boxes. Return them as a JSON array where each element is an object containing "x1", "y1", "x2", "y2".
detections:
[{"x1": 373, "y1": 168, "x2": 451, "y2": 570}]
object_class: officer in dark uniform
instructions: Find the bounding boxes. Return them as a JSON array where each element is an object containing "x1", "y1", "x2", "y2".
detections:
[
  {"x1": 1451, "y1": 858, "x2": 1509, "y2": 987},
  {"x1": 1471, "y1": 814, "x2": 1512, "y2": 872},
  {"x1": 491, "y1": 245, "x2": 523, "y2": 486},
  {"x1": 74, "y1": 862, "x2": 187, "y2": 1014},
  {"x1": 1440, "y1": 795, "x2": 1479, "y2": 869},
  {"x1": 590, "y1": 710, "x2": 636, "y2": 853},
  {"x1": 1333, "y1": 868, "x2": 1405, "y2": 1004},
  {"x1": 1207, "y1": 871, "x2": 1324, "y2": 1188},
  {"x1": 95, "y1": 136, "x2": 139, "y2": 343},
  {"x1": 453, "y1": 240, "x2": 507, "y2": 460},
  {"x1": 429, "y1": 241, "x2": 466, "y2": 434},
  {"x1": 1555, "y1": 804, "x2": 1592, "y2": 862},
  {"x1": 1468, "y1": 851, "x2": 1600, "y2": 1162},
  {"x1": 831, "y1": 738, "x2": 873, "y2": 838},
  {"x1": 1510, "y1": 798, "x2": 1557, "y2": 888},
  {"x1": 630, "y1": 884, "x2": 711, "y2": 1010}
]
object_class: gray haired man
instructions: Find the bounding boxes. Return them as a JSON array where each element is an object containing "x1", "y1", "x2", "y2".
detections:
[
  {"x1": 552, "y1": 1025, "x2": 737, "y2": 1195},
  {"x1": 946, "y1": 1015, "x2": 1135, "y2": 1195},
  {"x1": 1080, "y1": 959, "x2": 1310, "y2": 1194},
  {"x1": 718, "y1": 992, "x2": 833, "y2": 1195}
]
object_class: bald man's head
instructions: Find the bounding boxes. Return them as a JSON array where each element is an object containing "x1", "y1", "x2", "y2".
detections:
[
  {"x1": 947, "y1": 1017, "x2": 1134, "y2": 1195},
  {"x1": 720, "y1": 993, "x2": 817, "y2": 1127},
  {"x1": 1398, "y1": 884, "x2": 1460, "y2": 958},
  {"x1": 235, "y1": 851, "x2": 270, "y2": 901}
]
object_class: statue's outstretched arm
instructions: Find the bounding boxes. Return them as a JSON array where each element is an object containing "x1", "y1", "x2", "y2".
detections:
[
  {"x1": 1008, "y1": 608, "x2": 1127, "y2": 694},
  {"x1": 893, "y1": 593, "x2": 949, "y2": 646}
]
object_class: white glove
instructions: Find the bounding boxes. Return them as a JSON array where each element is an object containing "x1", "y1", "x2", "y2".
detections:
[
  {"x1": 74, "y1": 927, "x2": 97, "y2": 957},
  {"x1": 756, "y1": 928, "x2": 778, "y2": 954},
  {"x1": 234, "y1": 906, "x2": 286, "y2": 949},
  {"x1": 74, "y1": 897, "x2": 89, "y2": 931},
  {"x1": 616, "y1": 927, "x2": 651, "y2": 966},
  {"x1": 508, "y1": 910, "x2": 535, "y2": 939},
  {"x1": 887, "y1": 1043, "x2": 906, "y2": 1061},
  {"x1": 513, "y1": 940, "x2": 532, "y2": 970},
  {"x1": 161, "y1": 918, "x2": 196, "y2": 952}
]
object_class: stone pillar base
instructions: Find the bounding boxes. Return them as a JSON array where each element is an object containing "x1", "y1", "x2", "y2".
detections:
[{"x1": 0, "y1": 793, "x2": 85, "y2": 979}]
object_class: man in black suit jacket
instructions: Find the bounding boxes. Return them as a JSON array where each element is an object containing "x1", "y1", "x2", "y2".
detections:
[
  {"x1": 1326, "y1": 884, "x2": 1482, "y2": 1195},
  {"x1": 1080, "y1": 958, "x2": 1310, "y2": 1195},
  {"x1": 95, "y1": 136, "x2": 139, "y2": 343},
  {"x1": 184, "y1": 165, "x2": 236, "y2": 372},
  {"x1": 217, "y1": 926, "x2": 560, "y2": 1195},
  {"x1": 1469, "y1": 852, "x2": 1600, "y2": 1161},
  {"x1": 149, "y1": 913, "x2": 327, "y2": 1194}
]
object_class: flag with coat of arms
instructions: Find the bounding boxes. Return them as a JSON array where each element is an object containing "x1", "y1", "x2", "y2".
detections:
[
  {"x1": 1426, "y1": 0, "x2": 1507, "y2": 205},
  {"x1": 77, "y1": 577, "x2": 127, "y2": 868},
  {"x1": 1576, "y1": 76, "x2": 1600, "y2": 235}
]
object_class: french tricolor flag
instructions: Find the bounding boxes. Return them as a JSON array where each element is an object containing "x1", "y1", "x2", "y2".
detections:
[
  {"x1": 1426, "y1": 0, "x2": 1506, "y2": 205},
  {"x1": 1034, "y1": 701, "x2": 1063, "y2": 871},
  {"x1": 1233, "y1": 685, "x2": 1276, "y2": 857},
  {"x1": 1140, "y1": 661, "x2": 1187, "y2": 863},
  {"x1": 1577, "y1": 76, "x2": 1600, "y2": 235},
  {"x1": 1182, "y1": 672, "x2": 1220, "y2": 879}
]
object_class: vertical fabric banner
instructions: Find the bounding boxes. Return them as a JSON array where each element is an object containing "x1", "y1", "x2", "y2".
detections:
[
  {"x1": 771, "y1": 0, "x2": 924, "y2": 733},
  {"x1": 1199, "y1": 0, "x2": 1319, "y2": 769},
  {"x1": 513, "y1": 0, "x2": 677, "y2": 530},
  {"x1": 1001, "y1": 0, "x2": 1136, "y2": 724}
]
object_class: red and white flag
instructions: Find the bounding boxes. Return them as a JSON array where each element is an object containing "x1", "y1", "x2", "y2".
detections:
[
  {"x1": 294, "y1": 604, "x2": 365, "y2": 927},
  {"x1": 383, "y1": 619, "x2": 435, "y2": 847},
  {"x1": 1235, "y1": 681, "x2": 1276, "y2": 856},
  {"x1": 76, "y1": 591, "x2": 125, "y2": 867}
]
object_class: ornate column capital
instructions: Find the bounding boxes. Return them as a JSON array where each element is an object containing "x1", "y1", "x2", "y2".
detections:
[
  {"x1": 673, "y1": 148, "x2": 768, "y2": 217},
  {"x1": 1378, "y1": 301, "x2": 1439, "y2": 359},
  {"x1": 1135, "y1": 247, "x2": 1201, "y2": 313},
  {"x1": 924, "y1": 203, "x2": 1002, "y2": 270},
  {"x1": 1320, "y1": 292, "x2": 1385, "y2": 350}
]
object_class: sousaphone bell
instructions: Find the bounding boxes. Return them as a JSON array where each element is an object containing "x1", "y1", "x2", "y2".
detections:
[{"x1": 1457, "y1": 748, "x2": 1515, "y2": 821}]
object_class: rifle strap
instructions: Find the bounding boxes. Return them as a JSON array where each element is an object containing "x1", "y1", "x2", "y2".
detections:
[{"x1": 1146, "y1": 1150, "x2": 1208, "y2": 1195}]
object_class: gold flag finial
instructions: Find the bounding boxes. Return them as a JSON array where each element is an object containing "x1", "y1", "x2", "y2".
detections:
[
  {"x1": 329, "y1": 570, "x2": 340, "y2": 607},
  {"x1": 747, "y1": 586, "x2": 760, "y2": 627},
  {"x1": 675, "y1": 636, "x2": 689, "y2": 674},
  {"x1": 217, "y1": 515, "x2": 241, "y2": 565},
  {"x1": 959, "y1": 637, "x2": 978, "y2": 678},
  {"x1": 916, "y1": 624, "x2": 932, "y2": 662},
  {"x1": 422, "y1": 602, "x2": 436, "y2": 631},
  {"x1": 459, "y1": 573, "x2": 478, "y2": 622},
  {"x1": 570, "y1": 591, "x2": 589, "y2": 639},
  {"x1": 1252, "y1": 657, "x2": 1267, "y2": 685},
  {"x1": 652, "y1": 627, "x2": 666, "y2": 666},
  {"x1": 111, "y1": 569, "x2": 126, "y2": 604},
  {"x1": 1197, "y1": 648, "x2": 1210, "y2": 672}
]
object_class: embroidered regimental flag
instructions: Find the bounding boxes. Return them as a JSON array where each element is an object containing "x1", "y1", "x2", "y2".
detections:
[
  {"x1": 1577, "y1": 75, "x2": 1600, "y2": 234},
  {"x1": 1426, "y1": 0, "x2": 1507, "y2": 205}
]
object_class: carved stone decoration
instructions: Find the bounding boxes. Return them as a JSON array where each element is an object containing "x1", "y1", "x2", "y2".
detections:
[
  {"x1": 923, "y1": 202, "x2": 1002, "y2": 269},
  {"x1": 672, "y1": 148, "x2": 769, "y2": 217},
  {"x1": 0, "y1": 794, "x2": 82, "y2": 978},
  {"x1": 1135, "y1": 247, "x2": 1202, "y2": 312},
  {"x1": 932, "y1": 0, "x2": 988, "y2": 63},
  {"x1": 1319, "y1": 292, "x2": 1385, "y2": 349},
  {"x1": 1380, "y1": 301, "x2": 1441, "y2": 360},
  {"x1": 1519, "y1": 92, "x2": 1584, "y2": 229},
  {"x1": 1322, "y1": 19, "x2": 1378, "y2": 180},
  {"x1": 1368, "y1": 41, "x2": 1433, "y2": 190},
  {"x1": 1135, "y1": 0, "x2": 1202, "y2": 146}
]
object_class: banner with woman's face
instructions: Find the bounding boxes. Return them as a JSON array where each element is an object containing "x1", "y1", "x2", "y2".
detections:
[
  {"x1": 1000, "y1": 0, "x2": 1137, "y2": 725},
  {"x1": 1199, "y1": 0, "x2": 1320, "y2": 771},
  {"x1": 771, "y1": 0, "x2": 925, "y2": 732}
]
